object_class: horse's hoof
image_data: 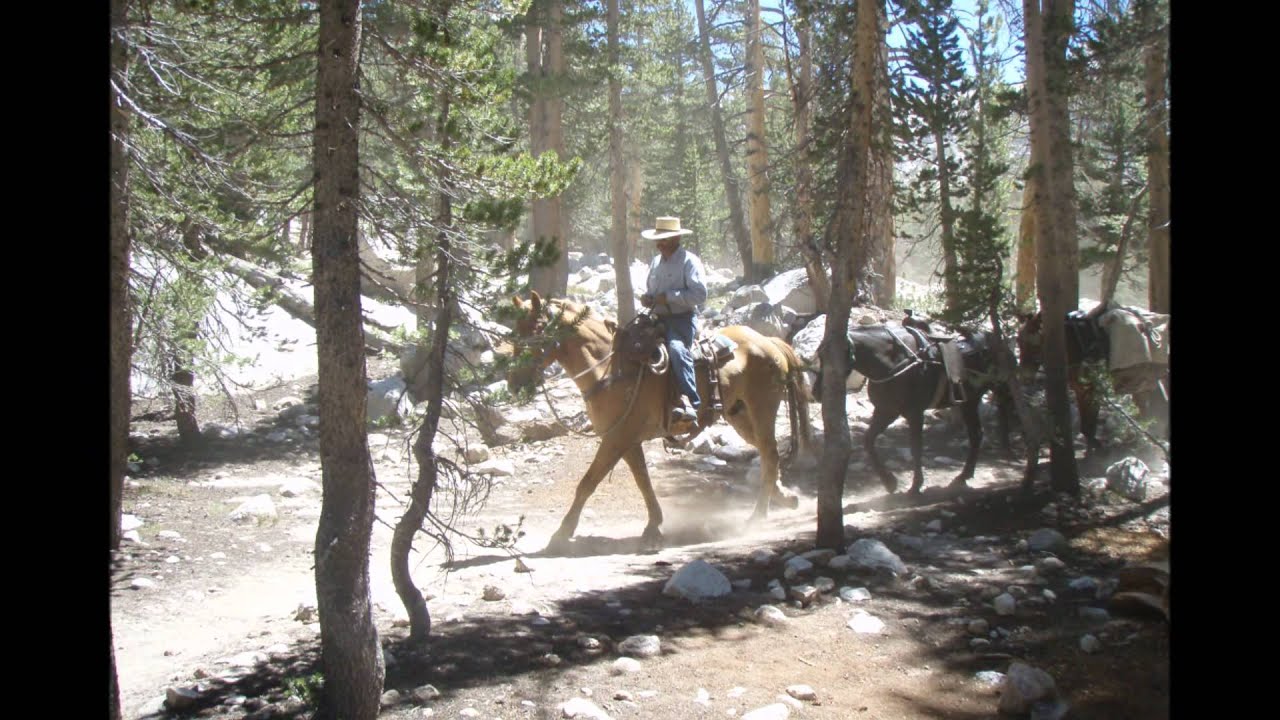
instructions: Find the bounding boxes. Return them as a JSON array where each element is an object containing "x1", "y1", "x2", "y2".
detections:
[
  {"x1": 544, "y1": 533, "x2": 573, "y2": 556},
  {"x1": 640, "y1": 526, "x2": 664, "y2": 550},
  {"x1": 907, "y1": 485, "x2": 923, "y2": 496},
  {"x1": 774, "y1": 491, "x2": 800, "y2": 510},
  {"x1": 881, "y1": 477, "x2": 899, "y2": 494},
  {"x1": 950, "y1": 474, "x2": 973, "y2": 488}
]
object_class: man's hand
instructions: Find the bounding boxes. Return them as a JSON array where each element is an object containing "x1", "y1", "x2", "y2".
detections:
[{"x1": 640, "y1": 293, "x2": 654, "y2": 308}]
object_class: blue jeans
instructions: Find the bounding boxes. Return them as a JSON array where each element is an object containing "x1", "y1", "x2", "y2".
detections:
[{"x1": 661, "y1": 313, "x2": 700, "y2": 409}]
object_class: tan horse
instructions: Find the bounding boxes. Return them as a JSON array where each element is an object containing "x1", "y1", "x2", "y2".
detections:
[{"x1": 508, "y1": 292, "x2": 813, "y2": 553}]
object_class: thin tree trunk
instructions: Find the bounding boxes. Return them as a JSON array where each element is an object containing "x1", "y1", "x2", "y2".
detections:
[
  {"x1": 311, "y1": 1, "x2": 385, "y2": 716},
  {"x1": 785, "y1": 10, "x2": 828, "y2": 311},
  {"x1": 935, "y1": 130, "x2": 960, "y2": 313},
  {"x1": 1100, "y1": 186, "x2": 1148, "y2": 306},
  {"x1": 866, "y1": 6, "x2": 896, "y2": 307},
  {"x1": 695, "y1": 0, "x2": 753, "y2": 280},
  {"x1": 110, "y1": 0, "x2": 132, "y2": 558},
  {"x1": 746, "y1": 0, "x2": 775, "y2": 280},
  {"x1": 109, "y1": 1, "x2": 131, "y2": 715},
  {"x1": 1016, "y1": 176, "x2": 1037, "y2": 310},
  {"x1": 626, "y1": 162, "x2": 645, "y2": 263},
  {"x1": 392, "y1": 95, "x2": 455, "y2": 645},
  {"x1": 608, "y1": 0, "x2": 634, "y2": 323},
  {"x1": 817, "y1": 0, "x2": 880, "y2": 548},
  {"x1": 1025, "y1": 0, "x2": 1078, "y2": 493},
  {"x1": 528, "y1": 0, "x2": 568, "y2": 298},
  {"x1": 1143, "y1": 0, "x2": 1170, "y2": 313},
  {"x1": 299, "y1": 209, "x2": 312, "y2": 252}
]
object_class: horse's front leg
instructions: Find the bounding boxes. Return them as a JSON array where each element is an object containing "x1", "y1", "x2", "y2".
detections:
[
  {"x1": 951, "y1": 398, "x2": 983, "y2": 489},
  {"x1": 620, "y1": 444, "x2": 664, "y2": 549},
  {"x1": 546, "y1": 440, "x2": 631, "y2": 554},
  {"x1": 864, "y1": 406, "x2": 899, "y2": 494},
  {"x1": 1076, "y1": 382, "x2": 1103, "y2": 452},
  {"x1": 906, "y1": 411, "x2": 926, "y2": 495}
]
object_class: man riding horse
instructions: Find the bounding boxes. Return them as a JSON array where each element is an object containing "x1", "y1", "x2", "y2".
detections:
[{"x1": 639, "y1": 216, "x2": 707, "y2": 430}]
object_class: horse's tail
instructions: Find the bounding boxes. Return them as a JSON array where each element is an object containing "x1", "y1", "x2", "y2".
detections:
[{"x1": 769, "y1": 337, "x2": 814, "y2": 459}]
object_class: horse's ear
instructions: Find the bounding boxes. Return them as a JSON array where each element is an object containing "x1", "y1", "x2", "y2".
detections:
[
  {"x1": 604, "y1": 318, "x2": 617, "y2": 333},
  {"x1": 530, "y1": 291, "x2": 542, "y2": 316},
  {"x1": 512, "y1": 295, "x2": 526, "y2": 310}
]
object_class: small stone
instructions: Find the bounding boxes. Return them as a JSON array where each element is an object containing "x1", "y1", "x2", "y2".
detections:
[
  {"x1": 1036, "y1": 557, "x2": 1067, "y2": 576},
  {"x1": 611, "y1": 658, "x2": 643, "y2": 675},
  {"x1": 1026, "y1": 528, "x2": 1067, "y2": 553},
  {"x1": 483, "y1": 585, "x2": 506, "y2": 601},
  {"x1": 754, "y1": 605, "x2": 788, "y2": 626},
  {"x1": 789, "y1": 585, "x2": 819, "y2": 604},
  {"x1": 783, "y1": 556, "x2": 814, "y2": 580},
  {"x1": 993, "y1": 593, "x2": 1017, "y2": 615},
  {"x1": 164, "y1": 686, "x2": 201, "y2": 711},
  {"x1": 131, "y1": 577, "x2": 157, "y2": 590},
  {"x1": 1079, "y1": 606, "x2": 1110, "y2": 622},
  {"x1": 847, "y1": 609, "x2": 885, "y2": 634},
  {"x1": 412, "y1": 685, "x2": 441, "y2": 702},
  {"x1": 380, "y1": 690, "x2": 402, "y2": 707},
  {"x1": 968, "y1": 619, "x2": 990, "y2": 636},
  {"x1": 785, "y1": 684, "x2": 817, "y2": 702},
  {"x1": 1080, "y1": 634, "x2": 1102, "y2": 653},
  {"x1": 839, "y1": 587, "x2": 871, "y2": 603},
  {"x1": 618, "y1": 634, "x2": 661, "y2": 658},
  {"x1": 741, "y1": 703, "x2": 790, "y2": 720}
]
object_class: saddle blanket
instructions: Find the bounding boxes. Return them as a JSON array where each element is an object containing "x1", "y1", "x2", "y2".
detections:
[
  {"x1": 1097, "y1": 305, "x2": 1170, "y2": 371},
  {"x1": 692, "y1": 333, "x2": 737, "y2": 365}
]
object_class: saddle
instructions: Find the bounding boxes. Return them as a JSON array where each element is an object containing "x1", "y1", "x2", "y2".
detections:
[
  {"x1": 612, "y1": 313, "x2": 736, "y2": 437},
  {"x1": 897, "y1": 316, "x2": 991, "y2": 405},
  {"x1": 1066, "y1": 309, "x2": 1110, "y2": 364}
]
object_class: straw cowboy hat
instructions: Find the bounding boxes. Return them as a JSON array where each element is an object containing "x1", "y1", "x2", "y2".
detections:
[{"x1": 641, "y1": 216, "x2": 695, "y2": 241}]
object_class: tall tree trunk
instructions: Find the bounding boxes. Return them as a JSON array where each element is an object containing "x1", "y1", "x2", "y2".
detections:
[
  {"x1": 626, "y1": 161, "x2": 645, "y2": 263},
  {"x1": 1025, "y1": 0, "x2": 1079, "y2": 493},
  {"x1": 865, "y1": 6, "x2": 896, "y2": 307},
  {"x1": 109, "y1": 1, "x2": 131, "y2": 717},
  {"x1": 1016, "y1": 176, "x2": 1037, "y2": 310},
  {"x1": 1142, "y1": 0, "x2": 1170, "y2": 313},
  {"x1": 110, "y1": 0, "x2": 132, "y2": 559},
  {"x1": 528, "y1": 0, "x2": 569, "y2": 298},
  {"x1": 817, "y1": 0, "x2": 881, "y2": 548},
  {"x1": 392, "y1": 95, "x2": 454, "y2": 645},
  {"x1": 935, "y1": 130, "x2": 960, "y2": 313},
  {"x1": 786, "y1": 10, "x2": 828, "y2": 311},
  {"x1": 607, "y1": 0, "x2": 635, "y2": 323},
  {"x1": 310, "y1": 1, "x2": 385, "y2": 717},
  {"x1": 695, "y1": 0, "x2": 753, "y2": 280},
  {"x1": 299, "y1": 208, "x2": 312, "y2": 251},
  {"x1": 745, "y1": 0, "x2": 775, "y2": 280}
]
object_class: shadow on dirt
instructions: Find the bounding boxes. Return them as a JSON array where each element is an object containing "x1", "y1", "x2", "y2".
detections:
[{"x1": 137, "y1": 468, "x2": 1168, "y2": 720}]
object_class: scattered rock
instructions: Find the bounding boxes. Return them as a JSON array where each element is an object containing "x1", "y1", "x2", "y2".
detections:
[
  {"x1": 229, "y1": 495, "x2": 278, "y2": 525},
  {"x1": 994, "y1": 593, "x2": 1018, "y2": 616},
  {"x1": 741, "y1": 702, "x2": 790, "y2": 720},
  {"x1": 617, "y1": 635, "x2": 661, "y2": 658},
  {"x1": 1026, "y1": 529, "x2": 1067, "y2": 554},
  {"x1": 662, "y1": 559, "x2": 732, "y2": 602},
  {"x1": 786, "y1": 684, "x2": 818, "y2": 702},
  {"x1": 1080, "y1": 634, "x2": 1102, "y2": 653},
  {"x1": 611, "y1": 658, "x2": 642, "y2": 675},
  {"x1": 754, "y1": 605, "x2": 788, "y2": 626},
  {"x1": 1106, "y1": 457, "x2": 1152, "y2": 501},
  {"x1": 483, "y1": 585, "x2": 506, "y2": 601},
  {"x1": 847, "y1": 609, "x2": 885, "y2": 634},
  {"x1": 845, "y1": 538, "x2": 908, "y2": 576},
  {"x1": 560, "y1": 697, "x2": 612, "y2": 719},
  {"x1": 838, "y1": 586, "x2": 871, "y2": 603},
  {"x1": 999, "y1": 662, "x2": 1066, "y2": 719}
]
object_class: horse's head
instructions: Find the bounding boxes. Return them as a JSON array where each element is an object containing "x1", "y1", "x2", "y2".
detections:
[
  {"x1": 505, "y1": 292, "x2": 612, "y2": 390},
  {"x1": 808, "y1": 334, "x2": 856, "y2": 404},
  {"x1": 1014, "y1": 311, "x2": 1044, "y2": 376},
  {"x1": 506, "y1": 291, "x2": 555, "y2": 391}
]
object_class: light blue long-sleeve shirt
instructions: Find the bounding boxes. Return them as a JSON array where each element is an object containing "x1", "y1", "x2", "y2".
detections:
[{"x1": 646, "y1": 246, "x2": 708, "y2": 316}]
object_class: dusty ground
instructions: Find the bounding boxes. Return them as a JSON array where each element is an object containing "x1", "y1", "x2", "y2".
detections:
[{"x1": 113, "y1": 360, "x2": 1170, "y2": 720}]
